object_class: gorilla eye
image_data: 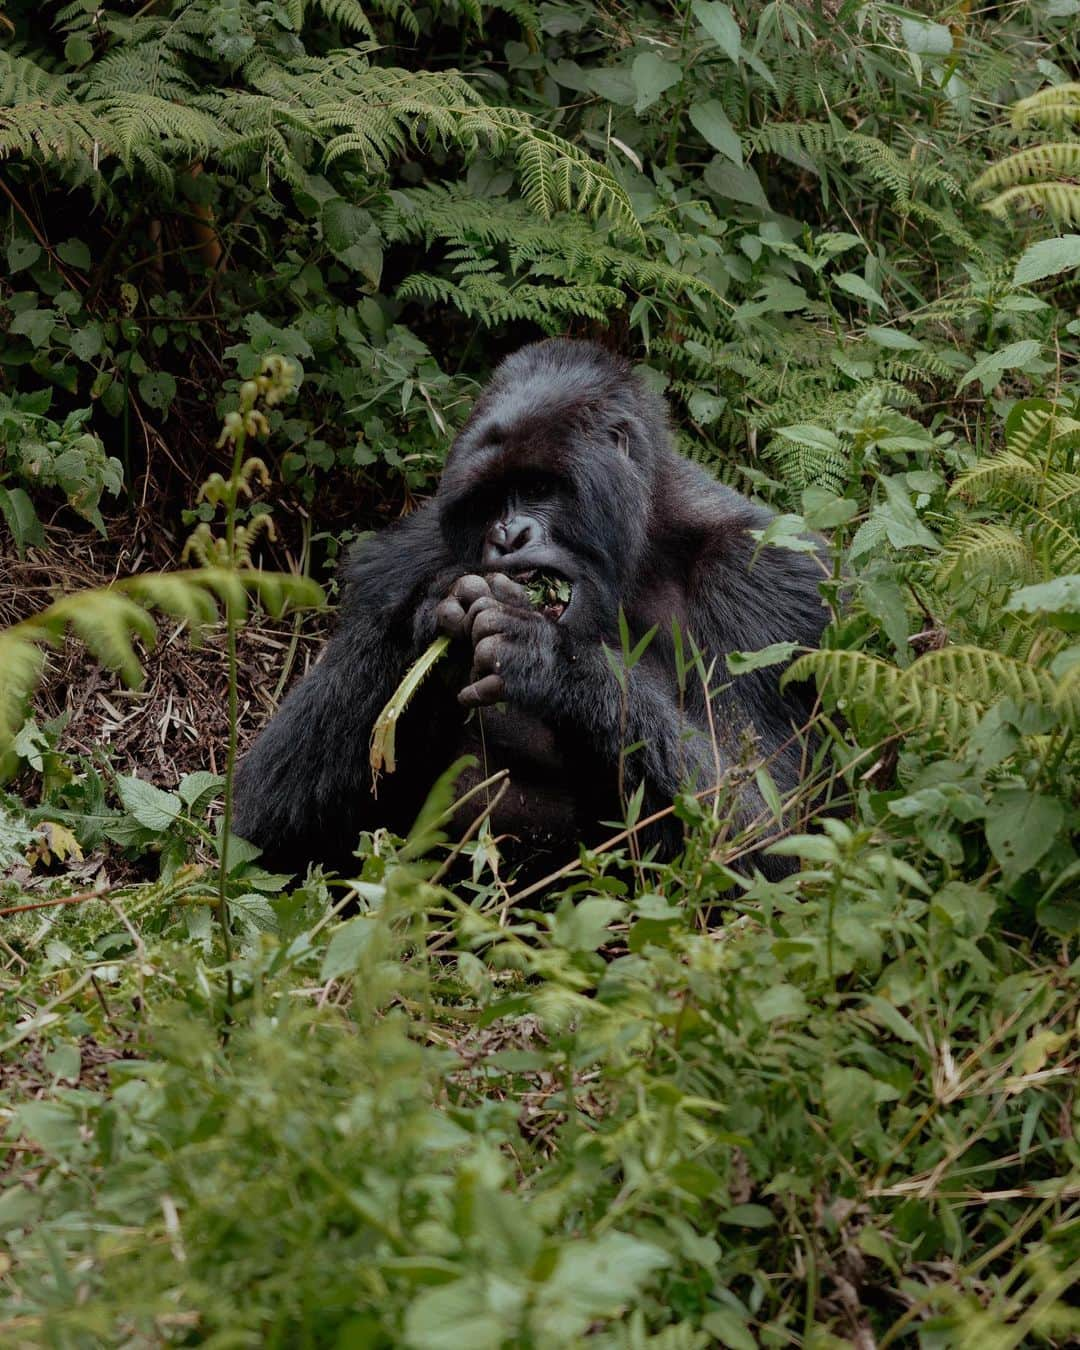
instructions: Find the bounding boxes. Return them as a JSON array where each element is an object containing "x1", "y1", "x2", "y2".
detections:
[{"x1": 513, "y1": 470, "x2": 562, "y2": 501}]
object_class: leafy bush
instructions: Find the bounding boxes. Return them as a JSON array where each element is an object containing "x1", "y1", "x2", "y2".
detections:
[{"x1": 1, "y1": 0, "x2": 1079, "y2": 1345}]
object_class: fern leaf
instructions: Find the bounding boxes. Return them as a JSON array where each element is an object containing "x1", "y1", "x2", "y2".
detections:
[
  {"x1": 1010, "y1": 83, "x2": 1080, "y2": 131},
  {"x1": 972, "y1": 143, "x2": 1080, "y2": 194},
  {"x1": 979, "y1": 183, "x2": 1080, "y2": 226}
]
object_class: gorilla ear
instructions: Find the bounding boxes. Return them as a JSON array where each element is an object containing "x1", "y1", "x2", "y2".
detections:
[{"x1": 613, "y1": 424, "x2": 631, "y2": 457}]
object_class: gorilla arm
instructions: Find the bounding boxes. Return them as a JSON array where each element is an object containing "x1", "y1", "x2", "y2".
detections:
[{"x1": 233, "y1": 505, "x2": 457, "y2": 870}]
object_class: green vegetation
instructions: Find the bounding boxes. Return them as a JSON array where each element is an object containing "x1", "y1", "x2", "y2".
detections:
[{"x1": 1, "y1": 1, "x2": 1078, "y2": 1344}]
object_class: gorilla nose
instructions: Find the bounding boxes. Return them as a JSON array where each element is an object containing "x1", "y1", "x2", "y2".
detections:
[{"x1": 484, "y1": 512, "x2": 540, "y2": 562}]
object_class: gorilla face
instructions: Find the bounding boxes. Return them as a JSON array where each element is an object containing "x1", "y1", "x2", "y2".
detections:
[{"x1": 436, "y1": 342, "x2": 662, "y2": 625}]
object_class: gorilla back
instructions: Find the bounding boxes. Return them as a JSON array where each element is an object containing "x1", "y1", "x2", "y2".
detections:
[{"x1": 233, "y1": 340, "x2": 830, "y2": 877}]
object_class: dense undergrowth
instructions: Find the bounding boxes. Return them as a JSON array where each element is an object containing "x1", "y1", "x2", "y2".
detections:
[{"x1": 1, "y1": 1, "x2": 1079, "y2": 1345}]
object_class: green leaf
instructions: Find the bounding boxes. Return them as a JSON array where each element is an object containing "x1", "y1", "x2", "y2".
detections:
[
  {"x1": 116, "y1": 776, "x2": 182, "y2": 833},
  {"x1": 321, "y1": 916, "x2": 375, "y2": 982},
  {"x1": 833, "y1": 271, "x2": 887, "y2": 311},
  {"x1": 631, "y1": 52, "x2": 681, "y2": 113},
  {"x1": 57, "y1": 238, "x2": 93, "y2": 270},
  {"x1": 801, "y1": 486, "x2": 859, "y2": 530},
  {"x1": 138, "y1": 371, "x2": 177, "y2": 413},
  {"x1": 703, "y1": 1309, "x2": 758, "y2": 1350},
  {"x1": 692, "y1": 1, "x2": 741, "y2": 62},
  {"x1": 69, "y1": 322, "x2": 104, "y2": 362},
  {"x1": 1005, "y1": 575, "x2": 1080, "y2": 632},
  {"x1": 64, "y1": 33, "x2": 94, "y2": 66},
  {"x1": 704, "y1": 158, "x2": 768, "y2": 209},
  {"x1": 957, "y1": 339, "x2": 1042, "y2": 392},
  {"x1": 584, "y1": 66, "x2": 636, "y2": 106},
  {"x1": 552, "y1": 897, "x2": 624, "y2": 952},
  {"x1": 0, "y1": 486, "x2": 44, "y2": 556},
  {"x1": 900, "y1": 16, "x2": 953, "y2": 55},
  {"x1": 752, "y1": 983, "x2": 808, "y2": 1021},
  {"x1": 688, "y1": 99, "x2": 742, "y2": 165},
  {"x1": 404, "y1": 1280, "x2": 508, "y2": 1350},
  {"x1": 229, "y1": 893, "x2": 278, "y2": 934},
  {"x1": 985, "y1": 788, "x2": 1064, "y2": 882},
  {"x1": 6, "y1": 237, "x2": 41, "y2": 272},
  {"x1": 775, "y1": 423, "x2": 843, "y2": 454},
  {"x1": 178, "y1": 770, "x2": 225, "y2": 812},
  {"x1": 1013, "y1": 235, "x2": 1080, "y2": 286},
  {"x1": 717, "y1": 1204, "x2": 775, "y2": 1228},
  {"x1": 865, "y1": 325, "x2": 922, "y2": 350},
  {"x1": 727, "y1": 641, "x2": 799, "y2": 675},
  {"x1": 10, "y1": 308, "x2": 57, "y2": 349}
]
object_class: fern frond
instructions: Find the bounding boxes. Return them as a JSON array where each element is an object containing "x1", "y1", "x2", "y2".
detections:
[
  {"x1": 972, "y1": 143, "x2": 1080, "y2": 193},
  {"x1": 0, "y1": 571, "x2": 323, "y2": 755},
  {"x1": 979, "y1": 184, "x2": 1080, "y2": 225},
  {"x1": 949, "y1": 452, "x2": 1043, "y2": 502},
  {"x1": 783, "y1": 649, "x2": 902, "y2": 711},
  {"x1": 1010, "y1": 83, "x2": 1080, "y2": 131},
  {"x1": 304, "y1": 0, "x2": 377, "y2": 39},
  {"x1": 937, "y1": 524, "x2": 1035, "y2": 588}
]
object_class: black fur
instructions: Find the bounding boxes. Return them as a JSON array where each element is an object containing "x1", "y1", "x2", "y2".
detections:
[{"x1": 234, "y1": 340, "x2": 829, "y2": 876}]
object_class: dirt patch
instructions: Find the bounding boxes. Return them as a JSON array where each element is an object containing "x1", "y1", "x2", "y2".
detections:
[{"x1": 2, "y1": 513, "x2": 328, "y2": 790}]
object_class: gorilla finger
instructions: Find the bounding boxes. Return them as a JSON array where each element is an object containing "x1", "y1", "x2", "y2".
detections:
[
  {"x1": 451, "y1": 574, "x2": 492, "y2": 606},
  {"x1": 458, "y1": 674, "x2": 505, "y2": 708},
  {"x1": 462, "y1": 593, "x2": 500, "y2": 638},
  {"x1": 489, "y1": 573, "x2": 529, "y2": 607},
  {"x1": 472, "y1": 633, "x2": 504, "y2": 675},
  {"x1": 471, "y1": 605, "x2": 513, "y2": 646},
  {"x1": 434, "y1": 597, "x2": 467, "y2": 638}
]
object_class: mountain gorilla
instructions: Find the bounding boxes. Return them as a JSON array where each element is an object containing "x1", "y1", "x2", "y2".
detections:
[{"x1": 234, "y1": 340, "x2": 830, "y2": 878}]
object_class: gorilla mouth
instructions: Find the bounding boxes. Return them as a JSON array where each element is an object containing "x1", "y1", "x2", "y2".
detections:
[{"x1": 513, "y1": 568, "x2": 573, "y2": 621}]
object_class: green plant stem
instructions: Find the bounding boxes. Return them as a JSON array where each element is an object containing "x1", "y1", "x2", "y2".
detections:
[{"x1": 214, "y1": 423, "x2": 248, "y2": 1010}]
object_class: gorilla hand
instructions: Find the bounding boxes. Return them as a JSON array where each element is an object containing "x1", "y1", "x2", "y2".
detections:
[{"x1": 435, "y1": 573, "x2": 555, "y2": 708}]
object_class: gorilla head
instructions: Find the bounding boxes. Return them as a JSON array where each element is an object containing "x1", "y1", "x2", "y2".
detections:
[
  {"x1": 234, "y1": 339, "x2": 830, "y2": 877},
  {"x1": 436, "y1": 343, "x2": 662, "y2": 622}
]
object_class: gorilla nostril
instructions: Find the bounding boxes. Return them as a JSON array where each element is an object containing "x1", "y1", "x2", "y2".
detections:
[
  {"x1": 486, "y1": 513, "x2": 538, "y2": 557},
  {"x1": 508, "y1": 517, "x2": 537, "y2": 552}
]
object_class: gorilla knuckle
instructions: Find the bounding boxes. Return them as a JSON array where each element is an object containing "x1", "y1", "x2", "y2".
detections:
[
  {"x1": 472, "y1": 634, "x2": 503, "y2": 672},
  {"x1": 489, "y1": 574, "x2": 528, "y2": 607},
  {"x1": 435, "y1": 598, "x2": 466, "y2": 636},
  {"x1": 459, "y1": 673, "x2": 505, "y2": 707},
  {"x1": 452, "y1": 574, "x2": 491, "y2": 605}
]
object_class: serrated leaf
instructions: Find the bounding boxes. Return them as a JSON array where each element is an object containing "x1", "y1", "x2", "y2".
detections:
[
  {"x1": 1013, "y1": 234, "x2": 1080, "y2": 285},
  {"x1": 957, "y1": 339, "x2": 1042, "y2": 392},
  {"x1": 834, "y1": 271, "x2": 886, "y2": 311},
  {"x1": 116, "y1": 775, "x2": 182, "y2": 832}
]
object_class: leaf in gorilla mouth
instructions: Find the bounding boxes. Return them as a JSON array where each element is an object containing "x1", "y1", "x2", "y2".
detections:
[{"x1": 522, "y1": 572, "x2": 573, "y2": 620}]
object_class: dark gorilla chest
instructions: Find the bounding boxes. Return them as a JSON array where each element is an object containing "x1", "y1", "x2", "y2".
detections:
[{"x1": 452, "y1": 707, "x2": 608, "y2": 862}]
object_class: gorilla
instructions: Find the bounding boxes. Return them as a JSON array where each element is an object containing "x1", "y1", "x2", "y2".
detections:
[{"x1": 234, "y1": 340, "x2": 830, "y2": 878}]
